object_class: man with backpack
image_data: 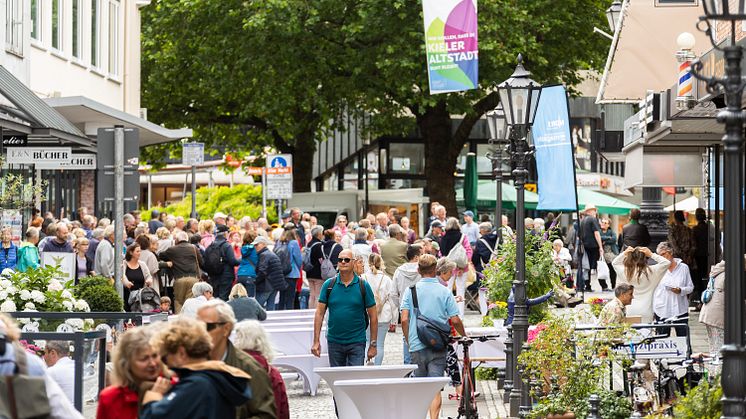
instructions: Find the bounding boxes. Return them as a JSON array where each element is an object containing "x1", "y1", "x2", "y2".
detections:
[
  {"x1": 400, "y1": 254, "x2": 466, "y2": 419},
  {"x1": 473, "y1": 222, "x2": 498, "y2": 274},
  {"x1": 253, "y1": 236, "x2": 287, "y2": 310},
  {"x1": 203, "y1": 224, "x2": 240, "y2": 301},
  {"x1": 311, "y1": 249, "x2": 378, "y2": 367}
]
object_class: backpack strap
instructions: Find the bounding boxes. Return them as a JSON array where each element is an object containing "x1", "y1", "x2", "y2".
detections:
[
  {"x1": 410, "y1": 285, "x2": 419, "y2": 310},
  {"x1": 321, "y1": 245, "x2": 328, "y2": 260},
  {"x1": 325, "y1": 274, "x2": 337, "y2": 302},
  {"x1": 359, "y1": 278, "x2": 369, "y2": 328}
]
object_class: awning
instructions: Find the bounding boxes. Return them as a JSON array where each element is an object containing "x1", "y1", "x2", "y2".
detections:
[
  {"x1": 456, "y1": 180, "x2": 539, "y2": 210},
  {"x1": 44, "y1": 96, "x2": 192, "y2": 147},
  {"x1": 0, "y1": 65, "x2": 92, "y2": 149},
  {"x1": 664, "y1": 195, "x2": 700, "y2": 212},
  {"x1": 596, "y1": 0, "x2": 709, "y2": 104},
  {"x1": 576, "y1": 188, "x2": 638, "y2": 215}
]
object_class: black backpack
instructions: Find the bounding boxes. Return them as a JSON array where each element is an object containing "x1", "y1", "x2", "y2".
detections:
[
  {"x1": 274, "y1": 242, "x2": 293, "y2": 275},
  {"x1": 203, "y1": 241, "x2": 225, "y2": 276}
]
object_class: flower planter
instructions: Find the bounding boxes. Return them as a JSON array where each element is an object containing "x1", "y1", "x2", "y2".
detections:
[{"x1": 492, "y1": 318, "x2": 505, "y2": 328}]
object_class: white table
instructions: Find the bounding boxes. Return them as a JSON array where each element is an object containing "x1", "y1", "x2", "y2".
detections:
[
  {"x1": 458, "y1": 326, "x2": 507, "y2": 368},
  {"x1": 266, "y1": 309, "x2": 316, "y2": 318},
  {"x1": 273, "y1": 354, "x2": 330, "y2": 396},
  {"x1": 262, "y1": 321, "x2": 319, "y2": 329},
  {"x1": 314, "y1": 365, "x2": 417, "y2": 419},
  {"x1": 335, "y1": 377, "x2": 450, "y2": 419},
  {"x1": 266, "y1": 327, "x2": 327, "y2": 356},
  {"x1": 263, "y1": 315, "x2": 319, "y2": 324}
]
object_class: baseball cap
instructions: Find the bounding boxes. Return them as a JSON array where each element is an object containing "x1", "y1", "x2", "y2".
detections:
[
  {"x1": 431, "y1": 220, "x2": 444, "y2": 229},
  {"x1": 281, "y1": 211, "x2": 291, "y2": 219},
  {"x1": 251, "y1": 236, "x2": 273, "y2": 246},
  {"x1": 463, "y1": 210, "x2": 475, "y2": 218},
  {"x1": 213, "y1": 212, "x2": 228, "y2": 220},
  {"x1": 216, "y1": 224, "x2": 230, "y2": 234}
]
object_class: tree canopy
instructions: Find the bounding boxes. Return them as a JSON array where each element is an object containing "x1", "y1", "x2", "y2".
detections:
[{"x1": 141, "y1": 0, "x2": 609, "y2": 211}]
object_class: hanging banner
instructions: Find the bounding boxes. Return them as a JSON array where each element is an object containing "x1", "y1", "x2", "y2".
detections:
[
  {"x1": 422, "y1": 0, "x2": 478, "y2": 94},
  {"x1": 533, "y1": 85, "x2": 578, "y2": 211}
]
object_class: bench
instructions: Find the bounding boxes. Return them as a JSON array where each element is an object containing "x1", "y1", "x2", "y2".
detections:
[{"x1": 334, "y1": 377, "x2": 451, "y2": 419}]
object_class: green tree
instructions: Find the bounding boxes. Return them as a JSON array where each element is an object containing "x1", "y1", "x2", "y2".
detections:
[{"x1": 141, "y1": 0, "x2": 608, "y2": 209}]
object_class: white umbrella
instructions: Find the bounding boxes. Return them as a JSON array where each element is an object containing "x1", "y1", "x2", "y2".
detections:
[{"x1": 664, "y1": 195, "x2": 700, "y2": 212}]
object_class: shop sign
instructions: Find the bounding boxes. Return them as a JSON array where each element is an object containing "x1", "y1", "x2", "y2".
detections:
[
  {"x1": 36, "y1": 153, "x2": 97, "y2": 170},
  {"x1": 2, "y1": 134, "x2": 27, "y2": 146},
  {"x1": 6, "y1": 147, "x2": 71, "y2": 165},
  {"x1": 266, "y1": 154, "x2": 293, "y2": 199}
]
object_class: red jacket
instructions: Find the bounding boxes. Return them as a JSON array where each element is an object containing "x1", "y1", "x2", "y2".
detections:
[
  {"x1": 246, "y1": 350, "x2": 290, "y2": 419},
  {"x1": 97, "y1": 386, "x2": 139, "y2": 419}
]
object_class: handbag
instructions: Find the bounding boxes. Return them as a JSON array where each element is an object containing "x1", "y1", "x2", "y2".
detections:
[
  {"x1": 597, "y1": 258, "x2": 610, "y2": 280},
  {"x1": 410, "y1": 285, "x2": 451, "y2": 351},
  {"x1": 701, "y1": 276, "x2": 716, "y2": 304},
  {"x1": 0, "y1": 344, "x2": 52, "y2": 419},
  {"x1": 446, "y1": 234, "x2": 469, "y2": 269}
]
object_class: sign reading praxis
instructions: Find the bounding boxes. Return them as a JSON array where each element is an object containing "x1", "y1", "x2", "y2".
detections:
[{"x1": 266, "y1": 154, "x2": 293, "y2": 199}]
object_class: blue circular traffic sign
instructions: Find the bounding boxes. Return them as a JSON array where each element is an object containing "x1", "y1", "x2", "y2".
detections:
[{"x1": 270, "y1": 156, "x2": 288, "y2": 168}]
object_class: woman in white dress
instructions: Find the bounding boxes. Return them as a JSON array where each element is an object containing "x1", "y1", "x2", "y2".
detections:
[
  {"x1": 363, "y1": 253, "x2": 393, "y2": 365},
  {"x1": 612, "y1": 246, "x2": 671, "y2": 323}
]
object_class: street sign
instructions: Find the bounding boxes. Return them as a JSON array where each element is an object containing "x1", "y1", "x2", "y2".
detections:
[
  {"x1": 97, "y1": 128, "x2": 140, "y2": 212},
  {"x1": 183, "y1": 142, "x2": 204, "y2": 166},
  {"x1": 36, "y1": 153, "x2": 97, "y2": 170},
  {"x1": 265, "y1": 154, "x2": 293, "y2": 199},
  {"x1": 614, "y1": 336, "x2": 688, "y2": 360},
  {"x1": 246, "y1": 166, "x2": 263, "y2": 176}
]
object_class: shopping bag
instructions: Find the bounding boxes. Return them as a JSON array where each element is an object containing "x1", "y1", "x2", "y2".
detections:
[{"x1": 597, "y1": 258, "x2": 610, "y2": 280}]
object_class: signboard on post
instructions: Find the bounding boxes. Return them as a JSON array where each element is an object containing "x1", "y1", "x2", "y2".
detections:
[
  {"x1": 183, "y1": 143, "x2": 205, "y2": 166},
  {"x1": 36, "y1": 153, "x2": 97, "y2": 170},
  {"x1": 41, "y1": 252, "x2": 76, "y2": 284},
  {"x1": 6, "y1": 147, "x2": 72, "y2": 165},
  {"x1": 266, "y1": 154, "x2": 293, "y2": 200},
  {"x1": 96, "y1": 128, "x2": 140, "y2": 213},
  {"x1": 1, "y1": 210, "x2": 22, "y2": 245}
]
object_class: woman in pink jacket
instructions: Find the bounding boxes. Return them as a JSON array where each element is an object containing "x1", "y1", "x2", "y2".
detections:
[{"x1": 438, "y1": 217, "x2": 473, "y2": 316}]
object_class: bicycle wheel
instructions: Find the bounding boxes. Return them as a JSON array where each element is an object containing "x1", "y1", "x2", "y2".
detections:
[{"x1": 462, "y1": 375, "x2": 477, "y2": 419}]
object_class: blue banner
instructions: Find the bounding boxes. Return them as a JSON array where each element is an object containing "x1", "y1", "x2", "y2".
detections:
[{"x1": 533, "y1": 85, "x2": 578, "y2": 211}]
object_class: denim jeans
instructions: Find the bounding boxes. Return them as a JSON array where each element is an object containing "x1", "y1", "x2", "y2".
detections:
[
  {"x1": 403, "y1": 337, "x2": 412, "y2": 364},
  {"x1": 278, "y1": 278, "x2": 298, "y2": 310},
  {"x1": 365, "y1": 323, "x2": 389, "y2": 365},
  {"x1": 298, "y1": 288, "x2": 310, "y2": 309},
  {"x1": 256, "y1": 290, "x2": 277, "y2": 311},
  {"x1": 327, "y1": 341, "x2": 366, "y2": 367},
  {"x1": 237, "y1": 276, "x2": 256, "y2": 298},
  {"x1": 410, "y1": 347, "x2": 448, "y2": 377}
]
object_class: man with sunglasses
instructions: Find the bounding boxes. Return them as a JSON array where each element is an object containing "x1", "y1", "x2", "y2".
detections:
[
  {"x1": 311, "y1": 249, "x2": 378, "y2": 367},
  {"x1": 197, "y1": 300, "x2": 277, "y2": 419}
]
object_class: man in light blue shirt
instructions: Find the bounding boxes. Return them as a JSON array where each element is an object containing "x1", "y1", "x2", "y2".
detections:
[
  {"x1": 461, "y1": 211, "x2": 480, "y2": 248},
  {"x1": 401, "y1": 254, "x2": 466, "y2": 419}
]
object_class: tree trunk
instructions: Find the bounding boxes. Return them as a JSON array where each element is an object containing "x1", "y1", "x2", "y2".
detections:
[
  {"x1": 418, "y1": 102, "x2": 464, "y2": 216},
  {"x1": 291, "y1": 130, "x2": 316, "y2": 193}
]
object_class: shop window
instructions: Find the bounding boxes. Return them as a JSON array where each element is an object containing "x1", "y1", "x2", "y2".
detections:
[{"x1": 388, "y1": 143, "x2": 424, "y2": 174}]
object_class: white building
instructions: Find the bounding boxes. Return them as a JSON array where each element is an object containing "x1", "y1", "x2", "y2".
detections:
[{"x1": 0, "y1": 0, "x2": 190, "y2": 218}]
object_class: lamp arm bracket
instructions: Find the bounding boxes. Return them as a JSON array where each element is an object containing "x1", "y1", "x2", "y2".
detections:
[
  {"x1": 696, "y1": 18, "x2": 728, "y2": 53},
  {"x1": 689, "y1": 60, "x2": 726, "y2": 95}
]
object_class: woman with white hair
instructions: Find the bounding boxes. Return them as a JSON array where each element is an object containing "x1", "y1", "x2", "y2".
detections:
[
  {"x1": 233, "y1": 320, "x2": 289, "y2": 419},
  {"x1": 227, "y1": 284, "x2": 266, "y2": 321},
  {"x1": 351, "y1": 228, "x2": 373, "y2": 273},
  {"x1": 179, "y1": 282, "x2": 213, "y2": 318}
]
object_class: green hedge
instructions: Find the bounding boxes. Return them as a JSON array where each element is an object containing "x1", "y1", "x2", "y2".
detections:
[{"x1": 142, "y1": 184, "x2": 274, "y2": 223}]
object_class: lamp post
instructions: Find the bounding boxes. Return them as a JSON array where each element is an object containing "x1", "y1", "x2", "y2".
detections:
[
  {"x1": 605, "y1": 0, "x2": 622, "y2": 33},
  {"x1": 689, "y1": 1, "x2": 746, "y2": 417},
  {"x1": 497, "y1": 54, "x2": 542, "y2": 418},
  {"x1": 486, "y1": 104, "x2": 510, "y2": 244}
]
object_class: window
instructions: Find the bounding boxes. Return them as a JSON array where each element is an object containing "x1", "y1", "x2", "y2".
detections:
[
  {"x1": 52, "y1": 0, "x2": 62, "y2": 50},
  {"x1": 31, "y1": 0, "x2": 40, "y2": 41},
  {"x1": 91, "y1": 0, "x2": 100, "y2": 66},
  {"x1": 5, "y1": 0, "x2": 23, "y2": 54},
  {"x1": 388, "y1": 143, "x2": 425, "y2": 174},
  {"x1": 108, "y1": 1, "x2": 119, "y2": 75},
  {"x1": 72, "y1": 0, "x2": 82, "y2": 58}
]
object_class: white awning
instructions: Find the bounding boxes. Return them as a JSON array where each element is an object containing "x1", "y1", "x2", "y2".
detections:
[
  {"x1": 44, "y1": 96, "x2": 192, "y2": 147},
  {"x1": 597, "y1": 0, "x2": 709, "y2": 104}
]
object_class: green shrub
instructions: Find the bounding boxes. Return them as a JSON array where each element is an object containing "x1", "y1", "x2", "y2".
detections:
[
  {"x1": 673, "y1": 378, "x2": 722, "y2": 419},
  {"x1": 142, "y1": 184, "x2": 273, "y2": 222},
  {"x1": 474, "y1": 367, "x2": 499, "y2": 381},
  {"x1": 74, "y1": 276, "x2": 123, "y2": 312}
]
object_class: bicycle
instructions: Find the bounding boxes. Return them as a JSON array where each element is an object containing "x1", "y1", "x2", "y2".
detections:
[{"x1": 447, "y1": 334, "x2": 500, "y2": 419}]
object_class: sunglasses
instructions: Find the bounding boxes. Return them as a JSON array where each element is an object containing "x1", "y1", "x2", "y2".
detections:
[
  {"x1": 338, "y1": 257, "x2": 354, "y2": 263},
  {"x1": 205, "y1": 322, "x2": 227, "y2": 331}
]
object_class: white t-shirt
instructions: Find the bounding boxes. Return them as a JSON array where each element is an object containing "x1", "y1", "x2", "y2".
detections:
[{"x1": 48, "y1": 357, "x2": 76, "y2": 403}]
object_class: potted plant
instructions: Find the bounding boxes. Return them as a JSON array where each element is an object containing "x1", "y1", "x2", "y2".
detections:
[
  {"x1": 586, "y1": 297, "x2": 607, "y2": 318},
  {"x1": 481, "y1": 301, "x2": 508, "y2": 327}
]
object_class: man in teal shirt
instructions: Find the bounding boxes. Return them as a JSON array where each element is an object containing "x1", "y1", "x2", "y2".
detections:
[
  {"x1": 401, "y1": 254, "x2": 466, "y2": 419},
  {"x1": 312, "y1": 249, "x2": 378, "y2": 366}
]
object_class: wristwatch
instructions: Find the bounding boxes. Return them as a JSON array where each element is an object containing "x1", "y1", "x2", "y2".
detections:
[{"x1": 370, "y1": 340, "x2": 377, "y2": 345}]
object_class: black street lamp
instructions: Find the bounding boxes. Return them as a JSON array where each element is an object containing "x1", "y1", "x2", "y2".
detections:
[
  {"x1": 486, "y1": 104, "x2": 510, "y2": 244},
  {"x1": 689, "y1": 1, "x2": 746, "y2": 417},
  {"x1": 497, "y1": 54, "x2": 542, "y2": 418}
]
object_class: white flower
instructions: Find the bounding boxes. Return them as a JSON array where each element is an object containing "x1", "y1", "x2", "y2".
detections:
[
  {"x1": 62, "y1": 300, "x2": 73, "y2": 311},
  {"x1": 61, "y1": 290, "x2": 73, "y2": 299},
  {"x1": 1, "y1": 268, "x2": 13, "y2": 277},
  {"x1": 0, "y1": 280, "x2": 10, "y2": 289},
  {"x1": 0, "y1": 300, "x2": 16, "y2": 312},
  {"x1": 66, "y1": 318, "x2": 84, "y2": 330},
  {"x1": 6, "y1": 286, "x2": 16, "y2": 295},
  {"x1": 30, "y1": 290, "x2": 45, "y2": 304},
  {"x1": 19, "y1": 290, "x2": 31, "y2": 301},
  {"x1": 47, "y1": 279, "x2": 63, "y2": 292},
  {"x1": 0, "y1": 291, "x2": 7, "y2": 301},
  {"x1": 74, "y1": 300, "x2": 90, "y2": 312},
  {"x1": 24, "y1": 302, "x2": 35, "y2": 310},
  {"x1": 17, "y1": 317, "x2": 29, "y2": 325},
  {"x1": 84, "y1": 318, "x2": 94, "y2": 326}
]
